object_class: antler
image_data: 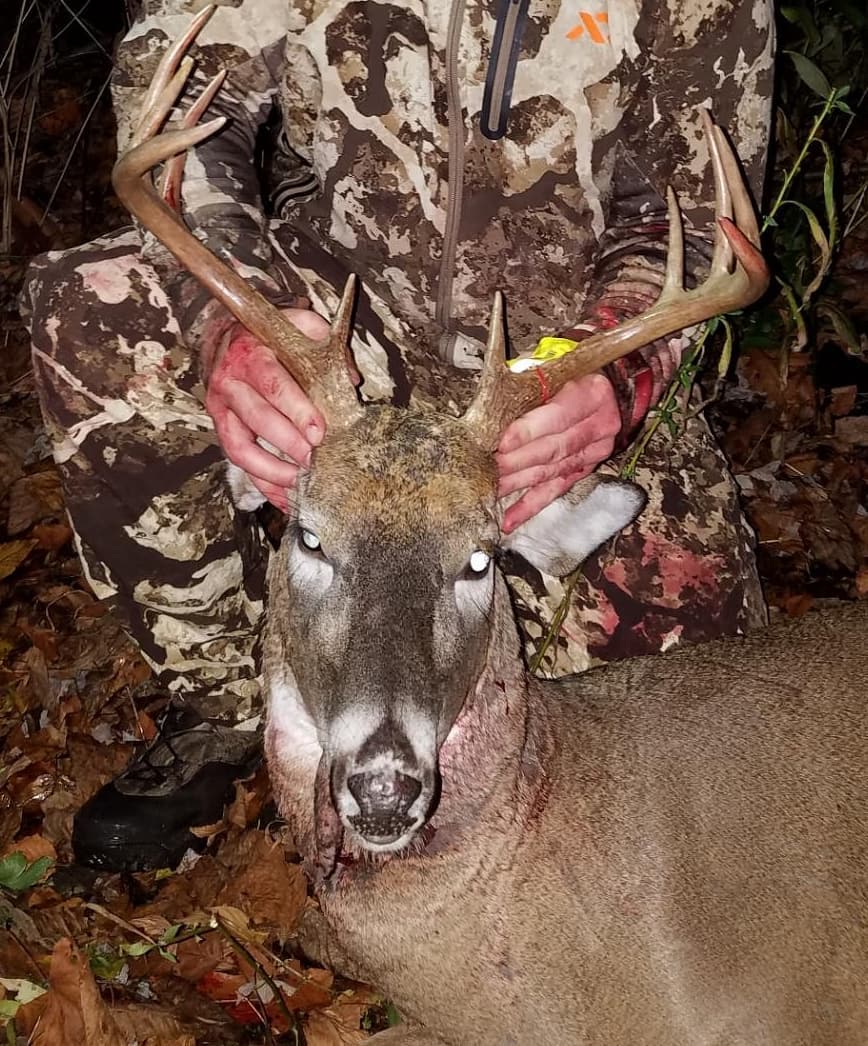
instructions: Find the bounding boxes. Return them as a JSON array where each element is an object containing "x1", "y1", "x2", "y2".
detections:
[
  {"x1": 461, "y1": 110, "x2": 770, "y2": 450},
  {"x1": 111, "y1": 5, "x2": 362, "y2": 426}
]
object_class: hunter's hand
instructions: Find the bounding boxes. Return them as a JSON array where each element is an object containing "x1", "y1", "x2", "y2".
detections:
[
  {"x1": 496, "y1": 372, "x2": 621, "y2": 534},
  {"x1": 205, "y1": 307, "x2": 331, "y2": 511}
]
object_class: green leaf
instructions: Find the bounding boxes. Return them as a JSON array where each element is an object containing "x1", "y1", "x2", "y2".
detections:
[
  {"x1": 777, "y1": 277, "x2": 808, "y2": 352},
  {"x1": 816, "y1": 301, "x2": 865, "y2": 357},
  {"x1": 716, "y1": 318, "x2": 734, "y2": 378},
  {"x1": 780, "y1": 4, "x2": 820, "y2": 47},
  {"x1": 160, "y1": 923, "x2": 183, "y2": 944},
  {"x1": 0, "y1": 979, "x2": 45, "y2": 1006},
  {"x1": 784, "y1": 51, "x2": 832, "y2": 100},
  {"x1": 819, "y1": 140, "x2": 837, "y2": 247},
  {"x1": 782, "y1": 199, "x2": 833, "y2": 304},
  {"x1": 86, "y1": 942, "x2": 128, "y2": 981},
  {"x1": 386, "y1": 1002, "x2": 403, "y2": 1027},
  {"x1": 122, "y1": 941, "x2": 152, "y2": 957},
  {"x1": 0, "y1": 853, "x2": 53, "y2": 893}
]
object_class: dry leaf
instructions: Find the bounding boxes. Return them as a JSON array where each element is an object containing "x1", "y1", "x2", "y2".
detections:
[
  {"x1": 31, "y1": 522, "x2": 74, "y2": 551},
  {"x1": 304, "y1": 1007, "x2": 371, "y2": 1046},
  {"x1": 12, "y1": 990, "x2": 48, "y2": 1036},
  {"x1": 17, "y1": 621, "x2": 61, "y2": 663},
  {"x1": 174, "y1": 930, "x2": 225, "y2": 983},
  {"x1": 828, "y1": 384, "x2": 858, "y2": 417},
  {"x1": 835, "y1": 415, "x2": 868, "y2": 445},
  {"x1": 215, "y1": 830, "x2": 307, "y2": 932},
  {"x1": 209, "y1": 905, "x2": 268, "y2": 947},
  {"x1": 780, "y1": 594, "x2": 815, "y2": 618},
  {"x1": 110, "y1": 1004, "x2": 196, "y2": 1044},
  {"x1": 286, "y1": 967, "x2": 334, "y2": 1012},
  {"x1": 30, "y1": 937, "x2": 125, "y2": 1046},
  {"x1": 137, "y1": 855, "x2": 229, "y2": 922},
  {"x1": 20, "y1": 645, "x2": 52, "y2": 709},
  {"x1": 0, "y1": 832, "x2": 56, "y2": 866},
  {"x1": 30, "y1": 938, "x2": 194, "y2": 1046},
  {"x1": 37, "y1": 88, "x2": 82, "y2": 135},
  {"x1": 6, "y1": 471, "x2": 65, "y2": 535},
  {"x1": 0, "y1": 538, "x2": 38, "y2": 581}
]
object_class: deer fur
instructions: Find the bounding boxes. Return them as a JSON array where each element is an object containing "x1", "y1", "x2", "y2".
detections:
[{"x1": 261, "y1": 404, "x2": 868, "y2": 1046}]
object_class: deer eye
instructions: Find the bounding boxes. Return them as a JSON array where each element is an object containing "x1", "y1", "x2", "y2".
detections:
[
  {"x1": 299, "y1": 528, "x2": 322, "y2": 553},
  {"x1": 467, "y1": 549, "x2": 492, "y2": 576}
]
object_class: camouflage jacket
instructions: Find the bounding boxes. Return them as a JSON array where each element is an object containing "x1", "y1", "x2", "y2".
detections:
[{"x1": 114, "y1": 0, "x2": 774, "y2": 436}]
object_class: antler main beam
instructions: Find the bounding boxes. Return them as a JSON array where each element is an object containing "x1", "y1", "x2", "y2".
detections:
[
  {"x1": 461, "y1": 111, "x2": 770, "y2": 449},
  {"x1": 111, "y1": 5, "x2": 362, "y2": 426}
]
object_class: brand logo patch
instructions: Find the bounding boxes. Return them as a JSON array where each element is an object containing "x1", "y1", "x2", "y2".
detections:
[{"x1": 566, "y1": 11, "x2": 610, "y2": 44}]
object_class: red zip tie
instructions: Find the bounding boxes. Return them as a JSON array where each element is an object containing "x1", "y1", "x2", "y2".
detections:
[
  {"x1": 593, "y1": 305, "x2": 621, "y2": 330},
  {"x1": 535, "y1": 366, "x2": 551, "y2": 404}
]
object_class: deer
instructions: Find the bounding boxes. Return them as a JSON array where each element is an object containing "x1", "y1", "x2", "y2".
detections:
[{"x1": 110, "y1": 11, "x2": 868, "y2": 1044}]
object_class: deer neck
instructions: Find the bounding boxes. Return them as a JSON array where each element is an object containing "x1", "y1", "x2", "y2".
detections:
[{"x1": 422, "y1": 571, "x2": 553, "y2": 854}]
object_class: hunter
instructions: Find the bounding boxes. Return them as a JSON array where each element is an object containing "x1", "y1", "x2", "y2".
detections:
[{"x1": 23, "y1": 0, "x2": 774, "y2": 870}]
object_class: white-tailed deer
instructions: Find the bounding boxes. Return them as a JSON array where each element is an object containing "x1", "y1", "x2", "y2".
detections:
[{"x1": 112, "y1": 11, "x2": 868, "y2": 1044}]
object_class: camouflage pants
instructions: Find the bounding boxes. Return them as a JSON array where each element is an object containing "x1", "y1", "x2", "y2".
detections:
[{"x1": 24, "y1": 225, "x2": 766, "y2": 725}]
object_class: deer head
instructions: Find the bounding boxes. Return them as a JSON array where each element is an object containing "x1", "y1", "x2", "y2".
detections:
[{"x1": 113, "y1": 8, "x2": 769, "y2": 856}]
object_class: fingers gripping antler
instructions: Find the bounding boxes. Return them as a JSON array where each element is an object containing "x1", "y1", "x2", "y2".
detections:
[
  {"x1": 112, "y1": 5, "x2": 362, "y2": 426},
  {"x1": 462, "y1": 110, "x2": 770, "y2": 450}
]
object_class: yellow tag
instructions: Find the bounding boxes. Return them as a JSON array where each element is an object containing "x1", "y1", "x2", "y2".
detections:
[{"x1": 506, "y1": 336, "x2": 580, "y2": 371}]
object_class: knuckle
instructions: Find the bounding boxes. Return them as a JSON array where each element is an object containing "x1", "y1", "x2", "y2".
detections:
[
  {"x1": 529, "y1": 464, "x2": 551, "y2": 487},
  {"x1": 221, "y1": 435, "x2": 244, "y2": 461},
  {"x1": 206, "y1": 398, "x2": 228, "y2": 428},
  {"x1": 552, "y1": 434, "x2": 572, "y2": 463},
  {"x1": 207, "y1": 368, "x2": 229, "y2": 395}
]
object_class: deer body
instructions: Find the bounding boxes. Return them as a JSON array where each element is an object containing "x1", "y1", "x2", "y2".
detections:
[{"x1": 266, "y1": 575, "x2": 867, "y2": 1046}]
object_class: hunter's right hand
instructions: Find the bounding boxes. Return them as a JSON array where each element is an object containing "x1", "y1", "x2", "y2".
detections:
[{"x1": 205, "y1": 307, "x2": 331, "y2": 511}]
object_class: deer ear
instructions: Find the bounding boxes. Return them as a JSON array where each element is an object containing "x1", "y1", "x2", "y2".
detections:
[{"x1": 500, "y1": 476, "x2": 646, "y2": 578}]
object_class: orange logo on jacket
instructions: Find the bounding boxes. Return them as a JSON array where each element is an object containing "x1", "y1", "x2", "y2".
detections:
[{"x1": 566, "y1": 11, "x2": 609, "y2": 44}]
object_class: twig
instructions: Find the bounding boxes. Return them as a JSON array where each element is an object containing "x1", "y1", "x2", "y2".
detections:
[
  {"x1": 85, "y1": 901, "x2": 158, "y2": 944},
  {"x1": 529, "y1": 568, "x2": 582, "y2": 675},
  {"x1": 214, "y1": 916, "x2": 300, "y2": 1043},
  {"x1": 54, "y1": 0, "x2": 112, "y2": 59},
  {"x1": 6, "y1": 924, "x2": 47, "y2": 984},
  {"x1": 763, "y1": 90, "x2": 842, "y2": 233}
]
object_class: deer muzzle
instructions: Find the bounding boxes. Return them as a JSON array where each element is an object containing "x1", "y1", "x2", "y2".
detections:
[
  {"x1": 347, "y1": 768, "x2": 423, "y2": 840},
  {"x1": 331, "y1": 746, "x2": 435, "y2": 851}
]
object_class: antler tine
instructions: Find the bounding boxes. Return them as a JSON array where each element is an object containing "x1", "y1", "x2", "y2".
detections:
[
  {"x1": 705, "y1": 112, "x2": 735, "y2": 278},
  {"x1": 461, "y1": 112, "x2": 770, "y2": 451},
  {"x1": 132, "y1": 4, "x2": 216, "y2": 148},
  {"x1": 113, "y1": 11, "x2": 362, "y2": 426},
  {"x1": 159, "y1": 69, "x2": 227, "y2": 206}
]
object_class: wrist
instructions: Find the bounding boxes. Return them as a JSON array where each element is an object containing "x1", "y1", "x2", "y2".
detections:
[
  {"x1": 198, "y1": 303, "x2": 239, "y2": 385},
  {"x1": 601, "y1": 356, "x2": 654, "y2": 448},
  {"x1": 558, "y1": 313, "x2": 650, "y2": 449}
]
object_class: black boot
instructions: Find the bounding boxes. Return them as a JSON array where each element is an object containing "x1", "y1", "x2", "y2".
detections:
[{"x1": 73, "y1": 705, "x2": 261, "y2": 871}]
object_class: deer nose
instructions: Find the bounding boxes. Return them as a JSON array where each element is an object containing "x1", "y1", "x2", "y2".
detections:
[{"x1": 346, "y1": 769, "x2": 423, "y2": 839}]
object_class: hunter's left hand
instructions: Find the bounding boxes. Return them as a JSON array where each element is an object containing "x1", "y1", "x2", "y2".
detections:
[{"x1": 496, "y1": 372, "x2": 621, "y2": 533}]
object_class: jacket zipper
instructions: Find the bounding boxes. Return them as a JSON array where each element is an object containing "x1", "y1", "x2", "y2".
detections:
[{"x1": 436, "y1": 0, "x2": 530, "y2": 357}]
